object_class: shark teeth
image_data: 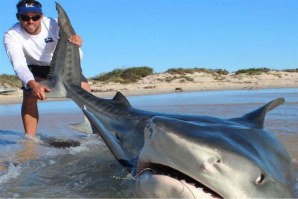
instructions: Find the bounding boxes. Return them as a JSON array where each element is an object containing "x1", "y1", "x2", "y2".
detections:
[{"x1": 136, "y1": 163, "x2": 223, "y2": 198}]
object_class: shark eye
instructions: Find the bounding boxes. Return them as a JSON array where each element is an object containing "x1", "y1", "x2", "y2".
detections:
[{"x1": 255, "y1": 174, "x2": 265, "y2": 185}]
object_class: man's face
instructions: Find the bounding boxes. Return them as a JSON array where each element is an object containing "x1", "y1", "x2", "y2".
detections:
[{"x1": 19, "y1": 12, "x2": 43, "y2": 35}]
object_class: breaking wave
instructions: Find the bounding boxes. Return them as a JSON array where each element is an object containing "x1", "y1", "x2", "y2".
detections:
[{"x1": 0, "y1": 163, "x2": 22, "y2": 184}]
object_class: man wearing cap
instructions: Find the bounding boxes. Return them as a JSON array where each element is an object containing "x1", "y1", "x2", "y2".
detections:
[{"x1": 3, "y1": 0, "x2": 91, "y2": 139}]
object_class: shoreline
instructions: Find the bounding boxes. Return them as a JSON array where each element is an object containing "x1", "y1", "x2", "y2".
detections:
[
  {"x1": 1, "y1": 86, "x2": 297, "y2": 106},
  {"x1": 1, "y1": 71, "x2": 298, "y2": 105}
]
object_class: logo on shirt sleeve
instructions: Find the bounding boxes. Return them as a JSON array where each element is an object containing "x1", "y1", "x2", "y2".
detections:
[{"x1": 44, "y1": 37, "x2": 54, "y2": 43}]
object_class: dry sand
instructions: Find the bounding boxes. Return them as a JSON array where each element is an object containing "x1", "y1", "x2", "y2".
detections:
[{"x1": 1, "y1": 71, "x2": 298, "y2": 105}]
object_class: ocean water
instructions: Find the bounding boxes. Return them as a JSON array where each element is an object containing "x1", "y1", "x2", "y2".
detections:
[{"x1": 0, "y1": 88, "x2": 297, "y2": 197}]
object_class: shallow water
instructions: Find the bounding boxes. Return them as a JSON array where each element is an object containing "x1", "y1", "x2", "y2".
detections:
[{"x1": 0, "y1": 88, "x2": 297, "y2": 197}]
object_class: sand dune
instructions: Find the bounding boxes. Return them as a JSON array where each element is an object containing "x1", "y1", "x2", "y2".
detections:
[{"x1": 89, "y1": 71, "x2": 298, "y2": 97}]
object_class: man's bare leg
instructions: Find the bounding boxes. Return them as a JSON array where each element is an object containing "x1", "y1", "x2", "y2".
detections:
[
  {"x1": 21, "y1": 80, "x2": 90, "y2": 137},
  {"x1": 21, "y1": 92, "x2": 39, "y2": 137}
]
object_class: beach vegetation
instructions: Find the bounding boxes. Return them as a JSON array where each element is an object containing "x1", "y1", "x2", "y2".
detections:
[
  {"x1": 166, "y1": 68, "x2": 229, "y2": 75},
  {"x1": 235, "y1": 68, "x2": 271, "y2": 75},
  {"x1": 0, "y1": 74, "x2": 20, "y2": 88},
  {"x1": 214, "y1": 75, "x2": 227, "y2": 81},
  {"x1": 91, "y1": 66, "x2": 154, "y2": 83},
  {"x1": 165, "y1": 76, "x2": 178, "y2": 82},
  {"x1": 282, "y1": 68, "x2": 298, "y2": 72},
  {"x1": 183, "y1": 76, "x2": 194, "y2": 82},
  {"x1": 164, "y1": 75, "x2": 194, "y2": 83}
]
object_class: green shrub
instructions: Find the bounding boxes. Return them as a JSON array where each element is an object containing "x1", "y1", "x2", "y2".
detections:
[
  {"x1": 91, "y1": 66, "x2": 153, "y2": 83},
  {"x1": 235, "y1": 68, "x2": 271, "y2": 75},
  {"x1": 166, "y1": 67, "x2": 229, "y2": 75},
  {"x1": 282, "y1": 68, "x2": 298, "y2": 72},
  {"x1": 166, "y1": 68, "x2": 193, "y2": 75}
]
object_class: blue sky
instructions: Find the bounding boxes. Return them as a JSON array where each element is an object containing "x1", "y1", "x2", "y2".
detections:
[{"x1": 1, "y1": 0, "x2": 298, "y2": 78}]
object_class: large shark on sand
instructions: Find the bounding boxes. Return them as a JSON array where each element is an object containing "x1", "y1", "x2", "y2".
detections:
[
  {"x1": 44, "y1": 3, "x2": 296, "y2": 198},
  {"x1": 76, "y1": 89, "x2": 296, "y2": 198}
]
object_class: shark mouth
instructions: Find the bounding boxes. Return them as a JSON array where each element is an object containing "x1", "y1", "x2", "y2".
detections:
[{"x1": 136, "y1": 162, "x2": 223, "y2": 198}]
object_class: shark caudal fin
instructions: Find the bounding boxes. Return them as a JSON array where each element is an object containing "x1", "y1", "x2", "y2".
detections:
[
  {"x1": 40, "y1": 2, "x2": 82, "y2": 98},
  {"x1": 230, "y1": 98, "x2": 285, "y2": 129}
]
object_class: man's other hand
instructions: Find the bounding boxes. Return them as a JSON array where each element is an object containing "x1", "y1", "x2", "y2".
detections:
[{"x1": 68, "y1": 35, "x2": 83, "y2": 47}]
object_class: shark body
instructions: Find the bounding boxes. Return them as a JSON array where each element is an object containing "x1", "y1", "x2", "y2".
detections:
[{"x1": 44, "y1": 3, "x2": 296, "y2": 198}]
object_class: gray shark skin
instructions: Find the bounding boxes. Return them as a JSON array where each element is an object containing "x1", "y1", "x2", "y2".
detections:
[
  {"x1": 136, "y1": 116, "x2": 296, "y2": 198},
  {"x1": 48, "y1": 3, "x2": 296, "y2": 198},
  {"x1": 68, "y1": 85, "x2": 296, "y2": 198}
]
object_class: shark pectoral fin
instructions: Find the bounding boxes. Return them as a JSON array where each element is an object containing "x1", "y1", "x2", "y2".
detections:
[
  {"x1": 82, "y1": 109, "x2": 133, "y2": 169},
  {"x1": 69, "y1": 116, "x2": 93, "y2": 134},
  {"x1": 231, "y1": 98, "x2": 285, "y2": 129}
]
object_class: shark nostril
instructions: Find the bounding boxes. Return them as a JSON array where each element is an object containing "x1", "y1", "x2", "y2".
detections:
[
  {"x1": 255, "y1": 174, "x2": 265, "y2": 185},
  {"x1": 145, "y1": 124, "x2": 154, "y2": 139},
  {"x1": 148, "y1": 128, "x2": 153, "y2": 138},
  {"x1": 201, "y1": 157, "x2": 221, "y2": 171}
]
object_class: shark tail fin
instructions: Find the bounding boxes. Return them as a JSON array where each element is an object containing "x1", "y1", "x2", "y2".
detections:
[
  {"x1": 232, "y1": 98, "x2": 285, "y2": 129},
  {"x1": 40, "y1": 3, "x2": 82, "y2": 98}
]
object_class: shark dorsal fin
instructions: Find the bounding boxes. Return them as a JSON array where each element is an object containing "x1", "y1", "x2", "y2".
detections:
[
  {"x1": 112, "y1": 92, "x2": 131, "y2": 107},
  {"x1": 235, "y1": 98, "x2": 285, "y2": 129}
]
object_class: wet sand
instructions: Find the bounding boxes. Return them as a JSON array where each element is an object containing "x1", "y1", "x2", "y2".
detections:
[{"x1": 280, "y1": 135, "x2": 298, "y2": 169}]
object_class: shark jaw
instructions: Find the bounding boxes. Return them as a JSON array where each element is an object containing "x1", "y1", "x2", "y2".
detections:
[
  {"x1": 135, "y1": 163, "x2": 223, "y2": 199},
  {"x1": 135, "y1": 121, "x2": 224, "y2": 199}
]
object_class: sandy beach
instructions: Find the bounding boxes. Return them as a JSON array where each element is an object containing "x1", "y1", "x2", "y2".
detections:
[
  {"x1": 1, "y1": 70, "x2": 298, "y2": 197},
  {"x1": 1, "y1": 71, "x2": 298, "y2": 105}
]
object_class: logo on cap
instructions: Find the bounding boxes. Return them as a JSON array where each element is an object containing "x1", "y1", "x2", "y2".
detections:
[{"x1": 25, "y1": 4, "x2": 35, "y2": 8}]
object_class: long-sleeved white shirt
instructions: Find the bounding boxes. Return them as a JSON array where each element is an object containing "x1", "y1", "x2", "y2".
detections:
[{"x1": 3, "y1": 16, "x2": 82, "y2": 87}]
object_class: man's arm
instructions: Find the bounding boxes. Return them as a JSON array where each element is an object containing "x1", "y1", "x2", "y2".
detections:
[
  {"x1": 4, "y1": 31, "x2": 50, "y2": 100},
  {"x1": 4, "y1": 31, "x2": 35, "y2": 87}
]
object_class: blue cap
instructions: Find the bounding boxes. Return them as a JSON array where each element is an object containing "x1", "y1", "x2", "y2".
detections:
[{"x1": 17, "y1": 4, "x2": 42, "y2": 15}]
